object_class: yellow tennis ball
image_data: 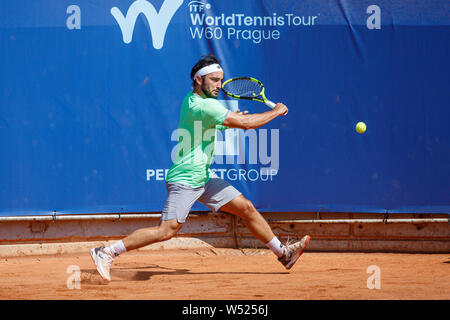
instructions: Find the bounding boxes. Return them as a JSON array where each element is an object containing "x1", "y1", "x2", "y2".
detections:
[{"x1": 356, "y1": 122, "x2": 366, "y2": 134}]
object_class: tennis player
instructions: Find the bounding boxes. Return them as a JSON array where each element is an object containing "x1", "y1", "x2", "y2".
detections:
[{"x1": 90, "y1": 54, "x2": 310, "y2": 281}]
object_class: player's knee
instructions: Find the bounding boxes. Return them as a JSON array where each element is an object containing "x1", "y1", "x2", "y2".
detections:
[
  {"x1": 159, "y1": 220, "x2": 181, "y2": 241},
  {"x1": 241, "y1": 198, "x2": 257, "y2": 219},
  {"x1": 159, "y1": 228, "x2": 176, "y2": 241},
  {"x1": 161, "y1": 231, "x2": 175, "y2": 241}
]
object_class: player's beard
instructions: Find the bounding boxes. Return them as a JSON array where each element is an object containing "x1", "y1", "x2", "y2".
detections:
[{"x1": 201, "y1": 83, "x2": 219, "y2": 99}]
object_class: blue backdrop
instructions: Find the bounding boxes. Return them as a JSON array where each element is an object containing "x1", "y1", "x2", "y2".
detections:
[{"x1": 1, "y1": 0, "x2": 449, "y2": 216}]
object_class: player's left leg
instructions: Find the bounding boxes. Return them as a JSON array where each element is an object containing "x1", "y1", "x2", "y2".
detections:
[
  {"x1": 220, "y1": 195, "x2": 310, "y2": 270},
  {"x1": 219, "y1": 194, "x2": 275, "y2": 244},
  {"x1": 199, "y1": 174, "x2": 310, "y2": 269}
]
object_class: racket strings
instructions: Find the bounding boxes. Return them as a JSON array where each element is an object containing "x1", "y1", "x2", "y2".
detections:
[{"x1": 222, "y1": 79, "x2": 263, "y2": 98}]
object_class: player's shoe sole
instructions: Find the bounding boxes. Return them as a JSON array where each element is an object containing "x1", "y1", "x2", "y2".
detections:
[{"x1": 278, "y1": 235, "x2": 311, "y2": 270}]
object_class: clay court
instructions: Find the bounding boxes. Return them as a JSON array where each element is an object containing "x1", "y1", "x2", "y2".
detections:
[{"x1": 0, "y1": 248, "x2": 448, "y2": 300}]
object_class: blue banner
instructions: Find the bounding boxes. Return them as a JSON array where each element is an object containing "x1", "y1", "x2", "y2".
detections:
[{"x1": 1, "y1": 0, "x2": 449, "y2": 216}]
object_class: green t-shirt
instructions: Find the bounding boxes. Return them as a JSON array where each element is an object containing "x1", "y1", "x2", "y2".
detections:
[{"x1": 166, "y1": 91, "x2": 230, "y2": 187}]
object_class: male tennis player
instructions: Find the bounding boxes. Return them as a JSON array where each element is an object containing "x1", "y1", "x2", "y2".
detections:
[{"x1": 90, "y1": 54, "x2": 310, "y2": 281}]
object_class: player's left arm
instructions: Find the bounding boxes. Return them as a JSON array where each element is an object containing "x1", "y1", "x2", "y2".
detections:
[
  {"x1": 216, "y1": 109, "x2": 248, "y2": 130},
  {"x1": 222, "y1": 104, "x2": 287, "y2": 130}
]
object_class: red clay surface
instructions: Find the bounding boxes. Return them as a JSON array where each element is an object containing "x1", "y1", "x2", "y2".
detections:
[{"x1": 0, "y1": 248, "x2": 448, "y2": 300}]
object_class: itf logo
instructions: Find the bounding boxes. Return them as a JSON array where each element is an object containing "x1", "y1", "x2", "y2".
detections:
[
  {"x1": 188, "y1": 0, "x2": 211, "y2": 12},
  {"x1": 111, "y1": 0, "x2": 184, "y2": 49}
]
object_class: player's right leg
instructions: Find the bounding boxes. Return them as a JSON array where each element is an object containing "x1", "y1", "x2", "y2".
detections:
[
  {"x1": 90, "y1": 182, "x2": 202, "y2": 281},
  {"x1": 90, "y1": 219, "x2": 182, "y2": 281},
  {"x1": 121, "y1": 218, "x2": 182, "y2": 251}
]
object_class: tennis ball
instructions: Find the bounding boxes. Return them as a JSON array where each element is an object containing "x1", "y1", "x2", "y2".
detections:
[{"x1": 356, "y1": 122, "x2": 366, "y2": 134}]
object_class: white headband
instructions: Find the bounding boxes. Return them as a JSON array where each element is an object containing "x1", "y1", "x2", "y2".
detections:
[{"x1": 193, "y1": 64, "x2": 223, "y2": 79}]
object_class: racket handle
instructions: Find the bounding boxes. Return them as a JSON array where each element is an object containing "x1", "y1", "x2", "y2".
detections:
[{"x1": 265, "y1": 100, "x2": 276, "y2": 109}]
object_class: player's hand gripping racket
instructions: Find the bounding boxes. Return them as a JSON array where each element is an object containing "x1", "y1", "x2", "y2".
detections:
[{"x1": 222, "y1": 77, "x2": 277, "y2": 109}]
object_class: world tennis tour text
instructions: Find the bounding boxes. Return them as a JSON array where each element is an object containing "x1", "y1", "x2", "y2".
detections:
[
  {"x1": 190, "y1": 26, "x2": 281, "y2": 44},
  {"x1": 65, "y1": 1, "x2": 381, "y2": 50},
  {"x1": 189, "y1": 12, "x2": 318, "y2": 44}
]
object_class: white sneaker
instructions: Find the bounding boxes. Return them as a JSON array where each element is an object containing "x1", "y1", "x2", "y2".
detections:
[
  {"x1": 278, "y1": 235, "x2": 310, "y2": 270},
  {"x1": 90, "y1": 246, "x2": 114, "y2": 281}
]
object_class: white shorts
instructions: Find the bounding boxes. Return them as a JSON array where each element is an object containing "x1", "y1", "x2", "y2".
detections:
[{"x1": 161, "y1": 173, "x2": 241, "y2": 223}]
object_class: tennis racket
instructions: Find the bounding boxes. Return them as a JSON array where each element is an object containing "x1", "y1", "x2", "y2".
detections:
[{"x1": 221, "y1": 77, "x2": 277, "y2": 109}]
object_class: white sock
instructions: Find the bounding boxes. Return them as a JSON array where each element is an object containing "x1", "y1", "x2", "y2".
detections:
[
  {"x1": 265, "y1": 236, "x2": 285, "y2": 258},
  {"x1": 104, "y1": 240, "x2": 127, "y2": 257}
]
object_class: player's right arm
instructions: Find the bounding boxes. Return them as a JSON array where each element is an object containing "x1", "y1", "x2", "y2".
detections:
[{"x1": 222, "y1": 103, "x2": 288, "y2": 130}]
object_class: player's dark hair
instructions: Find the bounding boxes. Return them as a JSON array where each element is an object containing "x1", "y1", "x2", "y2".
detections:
[{"x1": 191, "y1": 54, "x2": 220, "y2": 87}]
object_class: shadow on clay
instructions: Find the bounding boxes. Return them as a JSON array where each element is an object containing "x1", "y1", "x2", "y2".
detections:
[{"x1": 81, "y1": 264, "x2": 288, "y2": 283}]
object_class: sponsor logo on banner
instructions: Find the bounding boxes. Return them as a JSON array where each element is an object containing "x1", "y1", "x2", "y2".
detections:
[
  {"x1": 110, "y1": 0, "x2": 319, "y2": 48},
  {"x1": 111, "y1": 0, "x2": 183, "y2": 49}
]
